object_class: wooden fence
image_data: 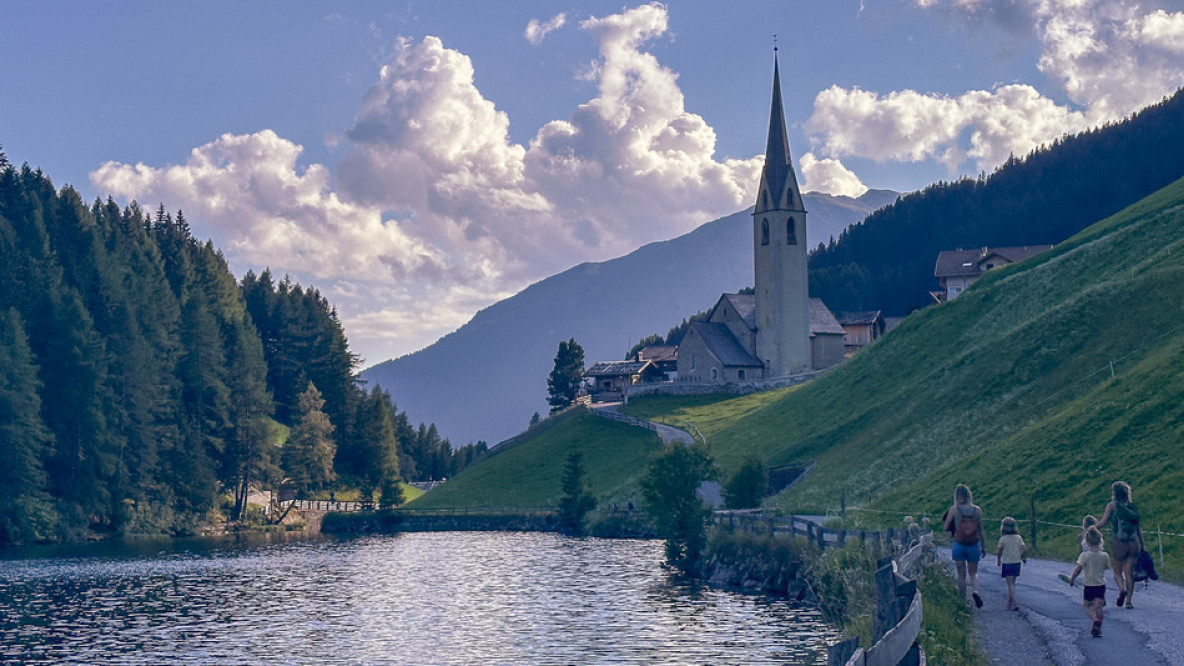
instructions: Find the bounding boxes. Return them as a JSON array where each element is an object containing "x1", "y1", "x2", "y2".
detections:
[
  {"x1": 282, "y1": 499, "x2": 372, "y2": 512},
  {"x1": 715, "y1": 512, "x2": 929, "y2": 666},
  {"x1": 716, "y1": 511, "x2": 925, "y2": 554}
]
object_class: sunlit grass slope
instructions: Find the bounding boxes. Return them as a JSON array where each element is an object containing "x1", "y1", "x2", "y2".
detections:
[
  {"x1": 408, "y1": 409, "x2": 662, "y2": 510},
  {"x1": 623, "y1": 175, "x2": 1184, "y2": 575}
]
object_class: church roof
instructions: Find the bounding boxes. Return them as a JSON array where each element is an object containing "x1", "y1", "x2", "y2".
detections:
[
  {"x1": 810, "y1": 298, "x2": 846, "y2": 336},
  {"x1": 689, "y1": 322, "x2": 763, "y2": 367},
  {"x1": 835, "y1": 310, "x2": 884, "y2": 326},
  {"x1": 718, "y1": 293, "x2": 757, "y2": 330}
]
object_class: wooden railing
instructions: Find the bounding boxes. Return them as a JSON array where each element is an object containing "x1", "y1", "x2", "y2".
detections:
[
  {"x1": 715, "y1": 511, "x2": 929, "y2": 666},
  {"x1": 281, "y1": 499, "x2": 372, "y2": 512},
  {"x1": 715, "y1": 511, "x2": 925, "y2": 554}
]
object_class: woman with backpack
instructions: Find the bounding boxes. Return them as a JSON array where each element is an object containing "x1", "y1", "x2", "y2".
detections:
[
  {"x1": 944, "y1": 483, "x2": 986, "y2": 608},
  {"x1": 1097, "y1": 480, "x2": 1140, "y2": 608}
]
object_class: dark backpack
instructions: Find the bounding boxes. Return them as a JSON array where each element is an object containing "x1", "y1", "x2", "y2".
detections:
[
  {"x1": 954, "y1": 506, "x2": 980, "y2": 545},
  {"x1": 1114, "y1": 501, "x2": 1140, "y2": 542}
]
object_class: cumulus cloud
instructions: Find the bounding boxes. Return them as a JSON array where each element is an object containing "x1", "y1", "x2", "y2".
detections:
[
  {"x1": 337, "y1": 2, "x2": 760, "y2": 280},
  {"x1": 93, "y1": 3, "x2": 764, "y2": 362},
  {"x1": 799, "y1": 152, "x2": 868, "y2": 198},
  {"x1": 91, "y1": 130, "x2": 445, "y2": 283},
  {"x1": 809, "y1": 0, "x2": 1184, "y2": 179},
  {"x1": 807, "y1": 84, "x2": 1089, "y2": 174},
  {"x1": 525, "y1": 13, "x2": 566, "y2": 45}
]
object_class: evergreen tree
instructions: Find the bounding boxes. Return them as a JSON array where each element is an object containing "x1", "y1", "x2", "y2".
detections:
[
  {"x1": 0, "y1": 308, "x2": 58, "y2": 544},
  {"x1": 723, "y1": 454, "x2": 768, "y2": 510},
  {"x1": 0, "y1": 142, "x2": 10, "y2": 171},
  {"x1": 546, "y1": 338, "x2": 585, "y2": 413},
  {"x1": 282, "y1": 382, "x2": 337, "y2": 492},
  {"x1": 642, "y1": 442, "x2": 715, "y2": 573},
  {"x1": 557, "y1": 450, "x2": 597, "y2": 535}
]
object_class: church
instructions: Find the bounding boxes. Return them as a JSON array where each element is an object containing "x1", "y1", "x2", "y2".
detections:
[{"x1": 676, "y1": 54, "x2": 845, "y2": 383}]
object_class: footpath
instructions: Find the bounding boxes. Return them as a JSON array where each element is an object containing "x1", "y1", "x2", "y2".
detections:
[{"x1": 938, "y1": 548, "x2": 1184, "y2": 665}]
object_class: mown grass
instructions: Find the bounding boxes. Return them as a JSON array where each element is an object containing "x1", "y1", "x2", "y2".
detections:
[{"x1": 407, "y1": 408, "x2": 662, "y2": 510}]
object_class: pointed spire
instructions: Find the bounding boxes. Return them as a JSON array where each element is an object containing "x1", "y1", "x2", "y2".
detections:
[{"x1": 755, "y1": 49, "x2": 799, "y2": 212}]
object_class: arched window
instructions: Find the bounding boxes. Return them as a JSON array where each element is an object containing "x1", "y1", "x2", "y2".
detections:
[
  {"x1": 786, "y1": 217, "x2": 797, "y2": 245},
  {"x1": 710, "y1": 367, "x2": 718, "y2": 381},
  {"x1": 761, "y1": 219, "x2": 770, "y2": 245}
]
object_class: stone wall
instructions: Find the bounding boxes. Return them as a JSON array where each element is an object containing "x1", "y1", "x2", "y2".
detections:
[{"x1": 626, "y1": 369, "x2": 828, "y2": 399}]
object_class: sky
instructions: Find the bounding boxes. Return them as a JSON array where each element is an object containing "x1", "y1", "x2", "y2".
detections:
[{"x1": 4, "y1": 1, "x2": 1184, "y2": 366}]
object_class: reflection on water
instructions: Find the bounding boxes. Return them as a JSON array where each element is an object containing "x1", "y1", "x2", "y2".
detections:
[{"x1": 0, "y1": 532, "x2": 839, "y2": 664}]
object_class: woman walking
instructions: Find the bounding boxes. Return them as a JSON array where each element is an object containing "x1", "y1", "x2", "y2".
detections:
[
  {"x1": 1097, "y1": 481, "x2": 1141, "y2": 608},
  {"x1": 944, "y1": 483, "x2": 985, "y2": 608}
]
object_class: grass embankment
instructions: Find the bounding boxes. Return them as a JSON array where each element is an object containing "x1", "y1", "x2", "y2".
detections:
[
  {"x1": 406, "y1": 408, "x2": 662, "y2": 511},
  {"x1": 619, "y1": 176, "x2": 1184, "y2": 579},
  {"x1": 705, "y1": 530, "x2": 984, "y2": 665}
]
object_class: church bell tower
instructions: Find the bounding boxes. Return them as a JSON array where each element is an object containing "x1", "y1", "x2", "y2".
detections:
[{"x1": 753, "y1": 52, "x2": 811, "y2": 377}]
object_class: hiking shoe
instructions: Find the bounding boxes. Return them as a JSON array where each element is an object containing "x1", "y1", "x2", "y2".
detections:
[
  {"x1": 972, "y1": 592, "x2": 983, "y2": 608},
  {"x1": 1116, "y1": 590, "x2": 1127, "y2": 607}
]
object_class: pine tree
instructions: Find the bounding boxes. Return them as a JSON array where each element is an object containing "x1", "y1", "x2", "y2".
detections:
[
  {"x1": 0, "y1": 308, "x2": 58, "y2": 544},
  {"x1": 558, "y1": 450, "x2": 597, "y2": 534},
  {"x1": 282, "y1": 382, "x2": 337, "y2": 492},
  {"x1": 547, "y1": 338, "x2": 585, "y2": 413}
]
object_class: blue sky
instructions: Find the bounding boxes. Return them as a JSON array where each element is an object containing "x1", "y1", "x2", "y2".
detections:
[{"x1": 4, "y1": 1, "x2": 1183, "y2": 364}]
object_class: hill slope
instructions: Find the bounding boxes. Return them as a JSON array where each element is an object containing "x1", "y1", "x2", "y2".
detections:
[
  {"x1": 620, "y1": 175, "x2": 1184, "y2": 573},
  {"x1": 362, "y1": 190, "x2": 896, "y2": 446}
]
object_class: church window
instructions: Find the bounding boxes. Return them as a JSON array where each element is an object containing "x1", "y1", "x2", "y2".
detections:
[
  {"x1": 738, "y1": 369, "x2": 746, "y2": 380},
  {"x1": 786, "y1": 217, "x2": 797, "y2": 245},
  {"x1": 787, "y1": 191, "x2": 793, "y2": 207},
  {"x1": 711, "y1": 368, "x2": 718, "y2": 380},
  {"x1": 761, "y1": 219, "x2": 770, "y2": 245}
]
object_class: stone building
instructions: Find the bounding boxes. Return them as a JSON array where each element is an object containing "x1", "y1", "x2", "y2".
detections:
[{"x1": 675, "y1": 53, "x2": 843, "y2": 383}]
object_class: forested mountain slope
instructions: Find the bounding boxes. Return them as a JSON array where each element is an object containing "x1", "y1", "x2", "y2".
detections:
[
  {"x1": 0, "y1": 166, "x2": 442, "y2": 544},
  {"x1": 809, "y1": 88, "x2": 1184, "y2": 315}
]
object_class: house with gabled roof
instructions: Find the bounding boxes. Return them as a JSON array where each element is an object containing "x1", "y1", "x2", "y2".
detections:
[
  {"x1": 934, "y1": 245, "x2": 1053, "y2": 302},
  {"x1": 584, "y1": 360, "x2": 658, "y2": 402}
]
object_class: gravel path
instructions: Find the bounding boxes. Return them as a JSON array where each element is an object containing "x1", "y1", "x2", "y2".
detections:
[{"x1": 937, "y1": 548, "x2": 1184, "y2": 665}]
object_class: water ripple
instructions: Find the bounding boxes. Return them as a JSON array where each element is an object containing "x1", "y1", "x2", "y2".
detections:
[{"x1": 0, "y1": 532, "x2": 839, "y2": 664}]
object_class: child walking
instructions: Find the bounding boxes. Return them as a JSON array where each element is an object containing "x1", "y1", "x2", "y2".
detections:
[
  {"x1": 996, "y1": 517, "x2": 1027, "y2": 610},
  {"x1": 1068, "y1": 526, "x2": 1111, "y2": 637}
]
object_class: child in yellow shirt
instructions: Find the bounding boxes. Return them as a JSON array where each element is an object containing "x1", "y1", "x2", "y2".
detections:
[{"x1": 1068, "y1": 526, "x2": 1112, "y2": 638}]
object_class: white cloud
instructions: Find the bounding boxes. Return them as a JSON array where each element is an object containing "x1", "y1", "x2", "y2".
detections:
[
  {"x1": 525, "y1": 13, "x2": 566, "y2": 45},
  {"x1": 807, "y1": 84, "x2": 1089, "y2": 175},
  {"x1": 810, "y1": 0, "x2": 1184, "y2": 179},
  {"x1": 800, "y1": 152, "x2": 868, "y2": 198},
  {"x1": 91, "y1": 3, "x2": 764, "y2": 362},
  {"x1": 91, "y1": 130, "x2": 445, "y2": 283}
]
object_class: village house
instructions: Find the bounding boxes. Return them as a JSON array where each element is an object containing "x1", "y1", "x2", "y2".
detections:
[
  {"x1": 933, "y1": 245, "x2": 1053, "y2": 302},
  {"x1": 835, "y1": 310, "x2": 886, "y2": 355},
  {"x1": 584, "y1": 360, "x2": 659, "y2": 402}
]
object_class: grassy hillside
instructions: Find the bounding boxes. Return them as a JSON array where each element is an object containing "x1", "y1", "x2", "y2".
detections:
[
  {"x1": 622, "y1": 175, "x2": 1184, "y2": 576},
  {"x1": 407, "y1": 409, "x2": 662, "y2": 510},
  {"x1": 410, "y1": 176, "x2": 1184, "y2": 577}
]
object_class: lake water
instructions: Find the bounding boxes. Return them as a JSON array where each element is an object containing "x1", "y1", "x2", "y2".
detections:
[{"x1": 0, "y1": 532, "x2": 840, "y2": 664}]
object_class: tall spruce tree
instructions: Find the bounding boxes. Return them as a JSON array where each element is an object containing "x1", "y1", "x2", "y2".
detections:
[
  {"x1": 0, "y1": 308, "x2": 58, "y2": 544},
  {"x1": 547, "y1": 338, "x2": 585, "y2": 413},
  {"x1": 282, "y1": 382, "x2": 337, "y2": 493}
]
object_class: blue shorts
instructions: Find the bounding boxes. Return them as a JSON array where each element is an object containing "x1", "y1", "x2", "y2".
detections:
[
  {"x1": 1001, "y1": 562, "x2": 1021, "y2": 578},
  {"x1": 951, "y1": 542, "x2": 982, "y2": 563}
]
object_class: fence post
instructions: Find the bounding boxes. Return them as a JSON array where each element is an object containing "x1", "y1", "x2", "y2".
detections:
[
  {"x1": 873, "y1": 558, "x2": 898, "y2": 642},
  {"x1": 1030, "y1": 495, "x2": 1038, "y2": 555}
]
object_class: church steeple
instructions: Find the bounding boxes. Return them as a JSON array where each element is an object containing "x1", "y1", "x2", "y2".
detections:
[
  {"x1": 752, "y1": 48, "x2": 811, "y2": 377},
  {"x1": 755, "y1": 52, "x2": 804, "y2": 214}
]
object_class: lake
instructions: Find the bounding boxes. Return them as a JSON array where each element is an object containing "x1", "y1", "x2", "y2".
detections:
[{"x1": 0, "y1": 531, "x2": 840, "y2": 664}]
